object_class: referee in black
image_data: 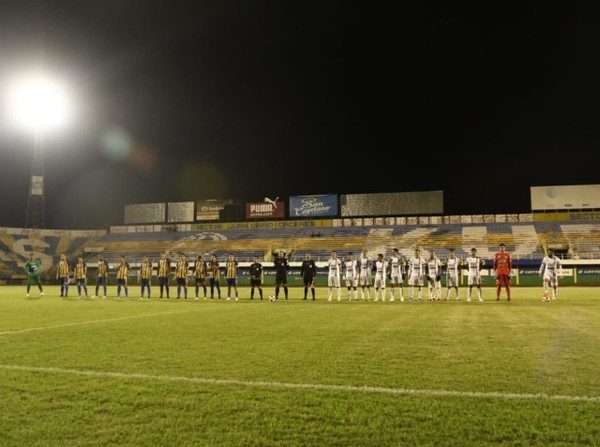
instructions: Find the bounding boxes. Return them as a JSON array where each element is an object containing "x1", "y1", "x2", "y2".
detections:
[
  {"x1": 300, "y1": 253, "x2": 317, "y2": 300},
  {"x1": 273, "y1": 251, "x2": 289, "y2": 300},
  {"x1": 249, "y1": 256, "x2": 264, "y2": 300}
]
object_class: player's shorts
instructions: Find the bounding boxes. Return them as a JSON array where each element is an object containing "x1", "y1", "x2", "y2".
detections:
[
  {"x1": 446, "y1": 274, "x2": 459, "y2": 288},
  {"x1": 467, "y1": 273, "x2": 481, "y2": 286},
  {"x1": 176, "y1": 278, "x2": 187, "y2": 287},
  {"x1": 195, "y1": 277, "x2": 206, "y2": 286},
  {"x1": 76, "y1": 278, "x2": 86, "y2": 285},
  {"x1": 408, "y1": 273, "x2": 423, "y2": 287},
  {"x1": 140, "y1": 278, "x2": 150, "y2": 287},
  {"x1": 226, "y1": 278, "x2": 237, "y2": 287},
  {"x1": 28, "y1": 273, "x2": 41, "y2": 283},
  {"x1": 158, "y1": 276, "x2": 169, "y2": 286},
  {"x1": 328, "y1": 274, "x2": 340, "y2": 288},
  {"x1": 543, "y1": 274, "x2": 558, "y2": 287},
  {"x1": 496, "y1": 274, "x2": 511, "y2": 286},
  {"x1": 116, "y1": 278, "x2": 127, "y2": 286},
  {"x1": 426, "y1": 275, "x2": 439, "y2": 288},
  {"x1": 359, "y1": 271, "x2": 371, "y2": 286},
  {"x1": 390, "y1": 273, "x2": 403, "y2": 286},
  {"x1": 250, "y1": 278, "x2": 262, "y2": 287},
  {"x1": 374, "y1": 274, "x2": 386, "y2": 288},
  {"x1": 96, "y1": 276, "x2": 107, "y2": 285},
  {"x1": 345, "y1": 275, "x2": 357, "y2": 288}
]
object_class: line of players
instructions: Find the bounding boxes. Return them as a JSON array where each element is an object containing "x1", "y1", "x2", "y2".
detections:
[
  {"x1": 326, "y1": 244, "x2": 562, "y2": 303},
  {"x1": 53, "y1": 252, "x2": 247, "y2": 301},
  {"x1": 325, "y1": 247, "x2": 485, "y2": 302},
  {"x1": 42, "y1": 245, "x2": 562, "y2": 303}
]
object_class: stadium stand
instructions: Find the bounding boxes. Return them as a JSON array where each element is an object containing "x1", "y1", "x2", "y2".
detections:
[
  {"x1": 82, "y1": 221, "x2": 564, "y2": 265},
  {"x1": 558, "y1": 223, "x2": 600, "y2": 259},
  {"x1": 3, "y1": 219, "x2": 600, "y2": 283},
  {"x1": 0, "y1": 227, "x2": 106, "y2": 283}
]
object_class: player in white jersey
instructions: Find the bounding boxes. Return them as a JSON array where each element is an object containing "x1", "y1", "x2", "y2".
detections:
[
  {"x1": 373, "y1": 253, "x2": 387, "y2": 301},
  {"x1": 465, "y1": 247, "x2": 484, "y2": 302},
  {"x1": 426, "y1": 250, "x2": 442, "y2": 301},
  {"x1": 343, "y1": 252, "x2": 359, "y2": 301},
  {"x1": 358, "y1": 249, "x2": 373, "y2": 300},
  {"x1": 444, "y1": 248, "x2": 461, "y2": 300},
  {"x1": 327, "y1": 251, "x2": 342, "y2": 301},
  {"x1": 408, "y1": 248, "x2": 425, "y2": 301},
  {"x1": 539, "y1": 248, "x2": 562, "y2": 302},
  {"x1": 388, "y1": 248, "x2": 404, "y2": 302}
]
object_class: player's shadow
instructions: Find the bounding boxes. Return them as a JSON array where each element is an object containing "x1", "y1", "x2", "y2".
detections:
[{"x1": 25, "y1": 296, "x2": 42, "y2": 300}]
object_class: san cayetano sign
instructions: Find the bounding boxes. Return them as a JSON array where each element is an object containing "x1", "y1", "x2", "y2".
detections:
[{"x1": 289, "y1": 195, "x2": 338, "y2": 218}]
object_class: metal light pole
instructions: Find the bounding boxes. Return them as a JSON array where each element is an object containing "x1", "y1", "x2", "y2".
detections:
[
  {"x1": 26, "y1": 127, "x2": 45, "y2": 228},
  {"x1": 5, "y1": 72, "x2": 73, "y2": 229}
]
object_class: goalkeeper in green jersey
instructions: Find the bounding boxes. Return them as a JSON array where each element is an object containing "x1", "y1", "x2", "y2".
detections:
[{"x1": 24, "y1": 252, "x2": 45, "y2": 297}]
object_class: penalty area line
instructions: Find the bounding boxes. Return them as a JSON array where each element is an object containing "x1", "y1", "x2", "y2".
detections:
[
  {"x1": 0, "y1": 364, "x2": 598, "y2": 403},
  {"x1": 0, "y1": 310, "x2": 195, "y2": 336}
]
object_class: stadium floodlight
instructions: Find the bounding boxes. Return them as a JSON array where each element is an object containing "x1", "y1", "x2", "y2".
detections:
[
  {"x1": 4, "y1": 72, "x2": 74, "y2": 228},
  {"x1": 5, "y1": 73, "x2": 72, "y2": 131}
]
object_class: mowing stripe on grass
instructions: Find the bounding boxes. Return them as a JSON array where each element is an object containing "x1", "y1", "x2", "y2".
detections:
[
  {"x1": 1, "y1": 364, "x2": 599, "y2": 403},
  {"x1": 0, "y1": 310, "x2": 194, "y2": 336}
]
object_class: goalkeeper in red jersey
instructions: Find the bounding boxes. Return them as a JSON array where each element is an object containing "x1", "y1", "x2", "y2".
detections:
[{"x1": 493, "y1": 243, "x2": 512, "y2": 301}]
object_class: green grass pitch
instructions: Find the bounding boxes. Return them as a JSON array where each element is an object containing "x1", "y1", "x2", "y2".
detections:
[{"x1": 0, "y1": 285, "x2": 598, "y2": 446}]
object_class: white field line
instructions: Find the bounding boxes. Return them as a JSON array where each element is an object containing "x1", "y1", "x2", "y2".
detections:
[
  {"x1": 0, "y1": 364, "x2": 598, "y2": 403},
  {"x1": 0, "y1": 310, "x2": 193, "y2": 336}
]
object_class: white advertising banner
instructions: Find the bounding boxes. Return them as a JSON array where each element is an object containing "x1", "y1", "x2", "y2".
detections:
[{"x1": 531, "y1": 185, "x2": 600, "y2": 210}]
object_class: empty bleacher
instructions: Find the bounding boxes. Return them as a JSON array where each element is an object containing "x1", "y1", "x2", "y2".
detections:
[
  {"x1": 0, "y1": 228, "x2": 106, "y2": 282},
  {"x1": 84, "y1": 222, "x2": 554, "y2": 265},
  {"x1": 3, "y1": 220, "x2": 600, "y2": 279}
]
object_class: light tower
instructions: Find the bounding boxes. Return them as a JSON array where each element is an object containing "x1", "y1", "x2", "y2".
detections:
[
  {"x1": 27, "y1": 128, "x2": 46, "y2": 228},
  {"x1": 5, "y1": 73, "x2": 73, "y2": 228}
]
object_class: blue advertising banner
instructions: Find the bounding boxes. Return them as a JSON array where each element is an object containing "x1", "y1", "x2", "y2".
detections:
[{"x1": 289, "y1": 195, "x2": 338, "y2": 218}]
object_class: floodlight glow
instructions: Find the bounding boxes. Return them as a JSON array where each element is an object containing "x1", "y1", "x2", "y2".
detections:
[{"x1": 6, "y1": 74, "x2": 72, "y2": 131}]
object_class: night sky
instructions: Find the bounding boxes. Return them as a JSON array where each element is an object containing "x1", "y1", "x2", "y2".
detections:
[{"x1": 1, "y1": 1, "x2": 599, "y2": 229}]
